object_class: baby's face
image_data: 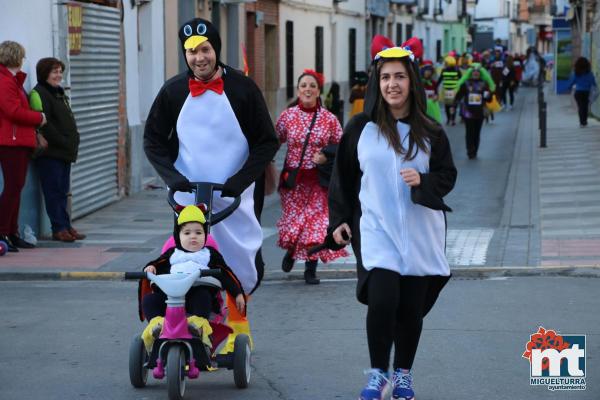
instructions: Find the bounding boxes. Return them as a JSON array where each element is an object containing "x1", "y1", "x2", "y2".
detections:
[{"x1": 179, "y1": 222, "x2": 206, "y2": 252}]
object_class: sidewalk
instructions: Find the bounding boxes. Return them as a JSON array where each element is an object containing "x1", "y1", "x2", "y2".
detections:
[
  {"x1": 538, "y1": 92, "x2": 600, "y2": 266},
  {"x1": 1, "y1": 88, "x2": 599, "y2": 280}
]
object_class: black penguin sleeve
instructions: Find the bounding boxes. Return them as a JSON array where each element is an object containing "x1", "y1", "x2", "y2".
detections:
[
  {"x1": 144, "y1": 77, "x2": 190, "y2": 189},
  {"x1": 327, "y1": 114, "x2": 368, "y2": 233},
  {"x1": 410, "y1": 129, "x2": 457, "y2": 211}
]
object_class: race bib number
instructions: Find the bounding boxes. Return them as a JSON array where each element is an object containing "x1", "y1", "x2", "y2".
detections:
[
  {"x1": 468, "y1": 93, "x2": 482, "y2": 105},
  {"x1": 493, "y1": 61, "x2": 503, "y2": 68},
  {"x1": 425, "y1": 89, "x2": 435, "y2": 99},
  {"x1": 444, "y1": 89, "x2": 455, "y2": 100},
  {"x1": 502, "y1": 67, "x2": 510, "y2": 76}
]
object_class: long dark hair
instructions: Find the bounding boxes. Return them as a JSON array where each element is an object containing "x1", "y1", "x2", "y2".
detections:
[
  {"x1": 574, "y1": 57, "x2": 591, "y2": 76},
  {"x1": 373, "y1": 57, "x2": 440, "y2": 160}
]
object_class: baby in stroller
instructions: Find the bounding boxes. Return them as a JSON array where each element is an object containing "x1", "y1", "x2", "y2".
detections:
[{"x1": 139, "y1": 205, "x2": 246, "y2": 350}]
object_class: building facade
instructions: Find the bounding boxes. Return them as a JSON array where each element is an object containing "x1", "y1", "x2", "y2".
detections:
[
  {"x1": 277, "y1": 0, "x2": 367, "y2": 117},
  {"x1": 1, "y1": 0, "x2": 132, "y2": 236}
]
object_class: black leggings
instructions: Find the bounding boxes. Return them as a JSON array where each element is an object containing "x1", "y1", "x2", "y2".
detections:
[
  {"x1": 142, "y1": 286, "x2": 214, "y2": 321},
  {"x1": 367, "y1": 268, "x2": 430, "y2": 371},
  {"x1": 465, "y1": 118, "x2": 484, "y2": 157},
  {"x1": 574, "y1": 91, "x2": 590, "y2": 125}
]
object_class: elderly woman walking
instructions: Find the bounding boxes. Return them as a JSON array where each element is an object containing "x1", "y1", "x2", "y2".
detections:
[
  {"x1": 29, "y1": 57, "x2": 85, "y2": 242},
  {"x1": 0, "y1": 41, "x2": 46, "y2": 252},
  {"x1": 276, "y1": 69, "x2": 348, "y2": 284}
]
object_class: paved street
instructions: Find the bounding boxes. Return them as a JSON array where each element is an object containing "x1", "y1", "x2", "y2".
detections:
[{"x1": 1, "y1": 276, "x2": 598, "y2": 400}]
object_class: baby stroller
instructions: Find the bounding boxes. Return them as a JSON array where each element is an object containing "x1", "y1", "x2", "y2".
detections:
[{"x1": 125, "y1": 182, "x2": 251, "y2": 400}]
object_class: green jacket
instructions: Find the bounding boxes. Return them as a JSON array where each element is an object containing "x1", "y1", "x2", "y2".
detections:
[{"x1": 29, "y1": 83, "x2": 79, "y2": 163}]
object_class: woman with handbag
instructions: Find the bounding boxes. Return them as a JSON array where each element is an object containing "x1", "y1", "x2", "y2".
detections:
[{"x1": 275, "y1": 69, "x2": 348, "y2": 284}]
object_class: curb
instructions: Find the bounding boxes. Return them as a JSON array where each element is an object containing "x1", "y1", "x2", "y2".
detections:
[{"x1": 0, "y1": 266, "x2": 599, "y2": 281}]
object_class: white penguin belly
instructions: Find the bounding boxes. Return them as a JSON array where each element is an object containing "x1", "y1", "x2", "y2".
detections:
[{"x1": 173, "y1": 91, "x2": 261, "y2": 292}]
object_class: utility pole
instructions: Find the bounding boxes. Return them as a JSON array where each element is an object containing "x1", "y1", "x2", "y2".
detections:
[{"x1": 582, "y1": 0, "x2": 587, "y2": 57}]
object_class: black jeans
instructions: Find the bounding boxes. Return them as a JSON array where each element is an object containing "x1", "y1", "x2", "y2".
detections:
[
  {"x1": 502, "y1": 84, "x2": 515, "y2": 106},
  {"x1": 465, "y1": 118, "x2": 484, "y2": 157},
  {"x1": 36, "y1": 157, "x2": 72, "y2": 233},
  {"x1": 142, "y1": 285, "x2": 215, "y2": 321},
  {"x1": 445, "y1": 104, "x2": 457, "y2": 122},
  {"x1": 574, "y1": 91, "x2": 590, "y2": 126},
  {"x1": 366, "y1": 268, "x2": 430, "y2": 371}
]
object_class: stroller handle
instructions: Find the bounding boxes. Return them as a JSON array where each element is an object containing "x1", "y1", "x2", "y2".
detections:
[
  {"x1": 167, "y1": 182, "x2": 241, "y2": 228},
  {"x1": 124, "y1": 269, "x2": 222, "y2": 280}
]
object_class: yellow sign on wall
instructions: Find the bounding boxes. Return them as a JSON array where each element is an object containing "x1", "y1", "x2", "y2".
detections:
[{"x1": 68, "y1": 3, "x2": 83, "y2": 55}]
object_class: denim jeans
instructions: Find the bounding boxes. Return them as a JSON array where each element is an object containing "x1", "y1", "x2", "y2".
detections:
[{"x1": 36, "y1": 157, "x2": 71, "y2": 233}]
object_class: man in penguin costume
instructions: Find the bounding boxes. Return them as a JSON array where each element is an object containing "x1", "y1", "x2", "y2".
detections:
[{"x1": 144, "y1": 18, "x2": 279, "y2": 350}]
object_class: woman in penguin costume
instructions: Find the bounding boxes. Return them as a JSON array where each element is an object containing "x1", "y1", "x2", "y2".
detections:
[
  {"x1": 326, "y1": 47, "x2": 457, "y2": 400},
  {"x1": 144, "y1": 18, "x2": 279, "y2": 350}
]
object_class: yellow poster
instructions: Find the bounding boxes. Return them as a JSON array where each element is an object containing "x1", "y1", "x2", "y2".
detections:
[{"x1": 68, "y1": 3, "x2": 83, "y2": 55}]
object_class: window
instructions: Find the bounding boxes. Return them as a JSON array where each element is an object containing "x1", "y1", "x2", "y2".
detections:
[
  {"x1": 396, "y1": 23, "x2": 403, "y2": 45},
  {"x1": 406, "y1": 24, "x2": 413, "y2": 40},
  {"x1": 315, "y1": 26, "x2": 324, "y2": 73},
  {"x1": 286, "y1": 21, "x2": 294, "y2": 99},
  {"x1": 349, "y1": 28, "x2": 356, "y2": 84}
]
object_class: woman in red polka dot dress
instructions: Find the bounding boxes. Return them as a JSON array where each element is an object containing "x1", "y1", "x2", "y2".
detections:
[{"x1": 276, "y1": 69, "x2": 348, "y2": 284}]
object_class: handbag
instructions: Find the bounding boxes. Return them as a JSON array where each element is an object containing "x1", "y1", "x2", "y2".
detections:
[
  {"x1": 280, "y1": 110, "x2": 318, "y2": 189},
  {"x1": 485, "y1": 94, "x2": 502, "y2": 113}
]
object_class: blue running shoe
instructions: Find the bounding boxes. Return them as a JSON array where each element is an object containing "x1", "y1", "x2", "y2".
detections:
[
  {"x1": 359, "y1": 369, "x2": 390, "y2": 400},
  {"x1": 392, "y1": 369, "x2": 415, "y2": 399}
]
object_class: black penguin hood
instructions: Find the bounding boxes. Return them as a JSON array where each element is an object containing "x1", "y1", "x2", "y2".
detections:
[{"x1": 178, "y1": 18, "x2": 222, "y2": 75}]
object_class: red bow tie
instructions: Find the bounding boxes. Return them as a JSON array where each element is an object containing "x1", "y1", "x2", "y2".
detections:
[{"x1": 189, "y1": 77, "x2": 224, "y2": 97}]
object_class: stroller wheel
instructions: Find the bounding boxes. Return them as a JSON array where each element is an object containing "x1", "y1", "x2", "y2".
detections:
[
  {"x1": 129, "y1": 334, "x2": 149, "y2": 388},
  {"x1": 233, "y1": 334, "x2": 251, "y2": 388},
  {"x1": 167, "y1": 345, "x2": 187, "y2": 400}
]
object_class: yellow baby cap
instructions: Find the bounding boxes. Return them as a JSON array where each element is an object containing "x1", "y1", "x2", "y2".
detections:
[{"x1": 177, "y1": 205, "x2": 206, "y2": 226}]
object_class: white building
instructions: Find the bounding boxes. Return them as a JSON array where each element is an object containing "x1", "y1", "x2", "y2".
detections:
[
  {"x1": 278, "y1": 0, "x2": 367, "y2": 116},
  {"x1": 0, "y1": 0, "x2": 164, "y2": 235},
  {"x1": 415, "y1": 0, "x2": 469, "y2": 61}
]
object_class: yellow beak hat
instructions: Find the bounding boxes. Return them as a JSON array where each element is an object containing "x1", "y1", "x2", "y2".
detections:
[
  {"x1": 178, "y1": 18, "x2": 222, "y2": 61},
  {"x1": 374, "y1": 46, "x2": 415, "y2": 62}
]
